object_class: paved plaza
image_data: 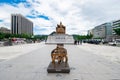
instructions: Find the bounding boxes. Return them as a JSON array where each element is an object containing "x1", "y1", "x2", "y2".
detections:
[{"x1": 0, "y1": 42, "x2": 120, "y2": 80}]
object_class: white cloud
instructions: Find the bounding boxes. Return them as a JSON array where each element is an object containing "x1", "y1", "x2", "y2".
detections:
[
  {"x1": 0, "y1": 0, "x2": 120, "y2": 35},
  {"x1": 0, "y1": 3, "x2": 32, "y2": 29}
]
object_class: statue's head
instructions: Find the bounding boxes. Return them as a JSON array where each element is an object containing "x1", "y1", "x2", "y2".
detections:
[{"x1": 60, "y1": 22, "x2": 62, "y2": 25}]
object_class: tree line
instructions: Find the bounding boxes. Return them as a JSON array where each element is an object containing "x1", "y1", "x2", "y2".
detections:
[
  {"x1": 73, "y1": 34, "x2": 93, "y2": 41},
  {"x1": 0, "y1": 32, "x2": 48, "y2": 41},
  {"x1": 0, "y1": 32, "x2": 32, "y2": 39}
]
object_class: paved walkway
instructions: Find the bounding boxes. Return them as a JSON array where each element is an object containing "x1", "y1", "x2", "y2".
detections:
[
  {"x1": 0, "y1": 42, "x2": 45, "y2": 60},
  {"x1": 0, "y1": 43, "x2": 120, "y2": 80}
]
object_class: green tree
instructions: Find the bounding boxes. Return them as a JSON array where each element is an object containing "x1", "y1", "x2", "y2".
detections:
[
  {"x1": 0, "y1": 32, "x2": 33, "y2": 39},
  {"x1": 4, "y1": 33, "x2": 11, "y2": 38},
  {"x1": 0, "y1": 32, "x2": 5, "y2": 39},
  {"x1": 73, "y1": 34, "x2": 93, "y2": 41},
  {"x1": 114, "y1": 28, "x2": 120, "y2": 35}
]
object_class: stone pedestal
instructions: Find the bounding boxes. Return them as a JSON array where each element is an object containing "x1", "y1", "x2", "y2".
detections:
[
  {"x1": 46, "y1": 34, "x2": 74, "y2": 44},
  {"x1": 47, "y1": 62, "x2": 70, "y2": 73}
]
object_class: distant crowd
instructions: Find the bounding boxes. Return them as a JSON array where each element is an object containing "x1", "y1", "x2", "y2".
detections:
[{"x1": 74, "y1": 40, "x2": 82, "y2": 45}]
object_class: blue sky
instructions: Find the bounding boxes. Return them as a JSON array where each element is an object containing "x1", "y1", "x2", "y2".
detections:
[
  {"x1": 0, "y1": 20, "x2": 3, "y2": 22},
  {"x1": 0, "y1": 0, "x2": 26, "y2": 3},
  {"x1": 0, "y1": 0, "x2": 120, "y2": 35}
]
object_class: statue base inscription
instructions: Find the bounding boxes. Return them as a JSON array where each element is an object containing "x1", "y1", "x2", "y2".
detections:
[
  {"x1": 47, "y1": 62, "x2": 70, "y2": 73},
  {"x1": 46, "y1": 34, "x2": 74, "y2": 44}
]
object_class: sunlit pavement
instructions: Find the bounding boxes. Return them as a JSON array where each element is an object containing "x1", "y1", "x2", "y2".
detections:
[{"x1": 0, "y1": 43, "x2": 120, "y2": 80}]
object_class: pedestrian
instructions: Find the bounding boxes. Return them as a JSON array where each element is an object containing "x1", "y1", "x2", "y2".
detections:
[
  {"x1": 74, "y1": 40, "x2": 77, "y2": 45},
  {"x1": 77, "y1": 40, "x2": 79, "y2": 45}
]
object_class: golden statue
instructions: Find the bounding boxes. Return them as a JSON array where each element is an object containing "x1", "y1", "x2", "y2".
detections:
[
  {"x1": 47, "y1": 22, "x2": 70, "y2": 73},
  {"x1": 51, "y1": 44, "x2": 68, "y2": 65},
  {"x1": 56, "y1": 22, "x2": 66, "y2": 34}
]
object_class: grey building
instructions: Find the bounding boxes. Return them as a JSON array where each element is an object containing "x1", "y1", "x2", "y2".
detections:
[
  {"x1": 88, "y1": 29, "x2": 93, "y2": 36},
  {"x1": 88, "y1": 23, "x2": 112, "y2": 39},
  {"x1": 11, "y1": 14, "x2": 33, "y2": 35},
  {"x1": 112, "y1": 20, "x2": 120, "y2": 34},
  {"x1": 111, "y1": 19, "x2": 120, "y2": 39},
  {"x1": 105, "y1": 23, "x2": 113, "y2": 40},
  {"x1": 0, "y1": 27, "x2": 11, "y2": 33},
  {"x1": 93, "y1": 24, "x2": 106, "y2": 39}
]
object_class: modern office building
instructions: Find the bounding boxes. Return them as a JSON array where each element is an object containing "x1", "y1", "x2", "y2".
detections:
[
  {"x1": 0, "y1": 27, "x2": 11, "y2": 33},
  {"x1": 92, "y1": 24, "x2": 106, "y2": 38},
  {"x1": 88, "y1": 29, "x2": 94, "y2": 36},
  {"x1": 112, "y1": 20, "x2": 120, "y2": 34},
  {"x1": 111, "y1": 19, "x2": 120, "y2": 39},
  {"x1": 88, "y1": 19, "x2": 120, "y2": 40},
  {"x1": 88, "y1": 23, "x2": 112, "y2": 39},
  {"x1": 11, "y1": 14, "x2": 33, "y2": 35}
]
